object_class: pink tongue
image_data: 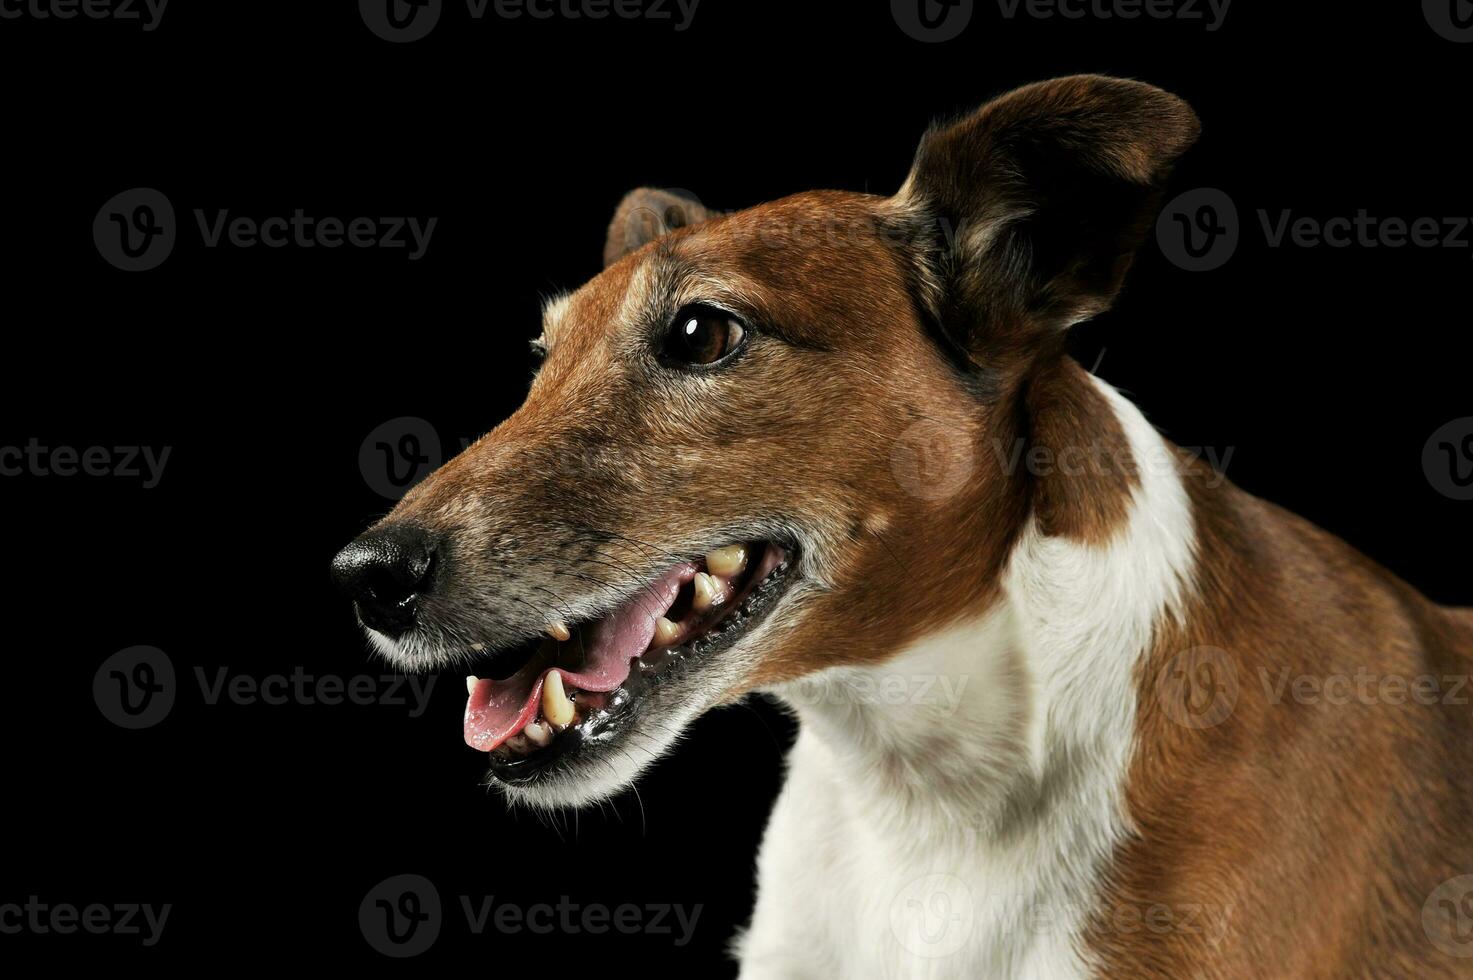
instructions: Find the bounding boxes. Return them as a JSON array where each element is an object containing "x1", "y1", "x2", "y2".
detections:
[{"x1": 463, "y1": 562, "x2": 695, "y2": 752}]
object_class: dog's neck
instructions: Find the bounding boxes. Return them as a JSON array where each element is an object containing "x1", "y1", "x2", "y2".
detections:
[{"x1": 770, "y1": 374, "x2": 1197, "y2": 851}]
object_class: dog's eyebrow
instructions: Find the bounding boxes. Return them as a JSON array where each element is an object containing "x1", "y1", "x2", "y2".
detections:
[
  {"x1": 659, "y1": 262, "x2": 834, "y2": 353},
  {"x1": 673, "y1": 268, "x2": 773, "y2": 315}
]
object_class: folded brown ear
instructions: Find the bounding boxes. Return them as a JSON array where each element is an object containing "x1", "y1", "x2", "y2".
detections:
[
  {"x1": 603, "y1": 188, "x2": 718, "y2": 267},
  {"x1": 898, "y1": 75, "x2": 1200, "y2": 361}
]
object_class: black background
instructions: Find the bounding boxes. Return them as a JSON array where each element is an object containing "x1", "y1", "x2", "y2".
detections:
[{"x1": 3, "y1": 0, "x2": 1470, "y2": 970}]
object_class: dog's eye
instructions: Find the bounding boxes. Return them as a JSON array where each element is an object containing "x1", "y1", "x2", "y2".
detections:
[{"x1": 663, "y1": 305, "x2": 747, "y2": 367}]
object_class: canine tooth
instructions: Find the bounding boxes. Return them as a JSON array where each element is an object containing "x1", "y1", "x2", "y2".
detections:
[
  {"x1": 466, "y1": 676, "x2": 479, "y2": 695},
  {"x1": 692, "y1": 572, "x2": 721, "y2": 611},
  {"x1": 706, "y1": 544, "x2": 748, "y2": 577},
  {"x1": 542, "y1": 670, "x2": 576, "y2": 727},
  {"x1": 653, "y1": 616, "x2": 680, "y2": 648},
  {"x1": 523, "y1": 721, "x2": 551, "y2": 747},
  {"x1": 546, "y1": 621, "x2": 572, "y2": 642}
]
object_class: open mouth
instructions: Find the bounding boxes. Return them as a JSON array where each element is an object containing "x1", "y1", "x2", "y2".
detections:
[{"x1": 461, "y1": 540, "x2": 794, "y2": 783}]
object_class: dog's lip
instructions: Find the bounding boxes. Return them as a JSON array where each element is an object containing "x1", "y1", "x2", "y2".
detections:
[
  {"x1": 483, "y1": 543, "x2": 799, "y2": 785},
  {"x1": 461, "y1": 564, "x2": 692, "y2": 753},
  {"x1": 462, "y1": 541, "x2": 790, "y2": 756}
]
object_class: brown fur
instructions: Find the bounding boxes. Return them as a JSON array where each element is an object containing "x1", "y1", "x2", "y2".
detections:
[
  {"x1": 371, "y1": 76, "x2": 1473, "y2": 974},
  {"x1": 1089, "y1": 460, "x2": 1473, "y2": 978}
]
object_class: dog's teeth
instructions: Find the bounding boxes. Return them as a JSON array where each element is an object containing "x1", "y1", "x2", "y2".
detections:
[
  {"x1": 653, "y1": 616, "x2": 681, "y2": 648},
  {"x1": 546, "y1": 621, "x2": 572, "y2": 642},
  {"x1": 506, "y1": 733, "x2": 531, "y2": 755},
  {"x1": 706, "y1": 544, "x2": 748, "y2": 577},
  {"x1": 542, "y1": 670, "x2": 576, "y2": 727},
  {"x1": 470, "y1": 642, "x2": 485, "y2": 652},
  {"x1": 466, "y1": 675, "x2": 480, "y2": 695},
  {"x1": 523, "y1": 721, "x2": 551, "y2": 747},
  {"x1": 692, "y1": 572, "x2": 721, "y2": 611}
]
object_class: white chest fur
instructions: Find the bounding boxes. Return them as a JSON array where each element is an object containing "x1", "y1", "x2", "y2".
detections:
[{"x1": 736, "y1": 381, "x2": 1197, "y2": 979}]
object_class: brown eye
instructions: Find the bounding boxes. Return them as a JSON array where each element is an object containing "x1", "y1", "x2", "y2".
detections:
[{"x1": 663, "y1": 305, "x2": 747, "y2": 367}]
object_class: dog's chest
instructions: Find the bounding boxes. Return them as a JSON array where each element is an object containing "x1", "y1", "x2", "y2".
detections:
[{"x1": 741, "y1": 730, "x2": 1097, "y2": 980}]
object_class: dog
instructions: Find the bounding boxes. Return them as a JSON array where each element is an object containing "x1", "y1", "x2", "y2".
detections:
[{"x1": 332, "y1": 75, "x2": 1473, "y2": 977}]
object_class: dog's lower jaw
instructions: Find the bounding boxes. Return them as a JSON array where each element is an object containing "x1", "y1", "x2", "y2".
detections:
[
  {"x1": 738, "y1": 378, "x2": 1197, "y2": 979},
  {"x1": 488, "y1": 667, "x2": 730, "y2": 810},
  {"x1": 491, "y1": 697, "x2": 698, "y2": 811}
]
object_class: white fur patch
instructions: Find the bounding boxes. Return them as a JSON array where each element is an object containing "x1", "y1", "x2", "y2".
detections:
[
  {"x1": 540, "y1": 291, "x2": 574, "y2": 339},
  {"x1": 740, "y1": 378, "x2": 1196, "y2": 978}
]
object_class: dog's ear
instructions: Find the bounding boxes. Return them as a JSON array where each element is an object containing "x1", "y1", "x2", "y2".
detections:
[
  {"x1": 604, "y1": 188, "x2": 718, "y2": 267},
  {"x1": 896, "y1": 75, "x2": 1199, "y2": 364}
]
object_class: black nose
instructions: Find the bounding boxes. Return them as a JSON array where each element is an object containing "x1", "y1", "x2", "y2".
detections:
[{"x1": 331, "y1": 524, "x2": 438, "y2": 637}]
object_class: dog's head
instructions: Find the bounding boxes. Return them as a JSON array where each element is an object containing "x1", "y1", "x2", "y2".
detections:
[{"x1": 331, "y1": 75, "x2": 1198, "y2": 806}]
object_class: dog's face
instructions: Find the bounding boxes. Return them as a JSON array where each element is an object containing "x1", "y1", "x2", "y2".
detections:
[{"x1": 331, "y1": 75, "x2": 1199, "y2": 806}]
